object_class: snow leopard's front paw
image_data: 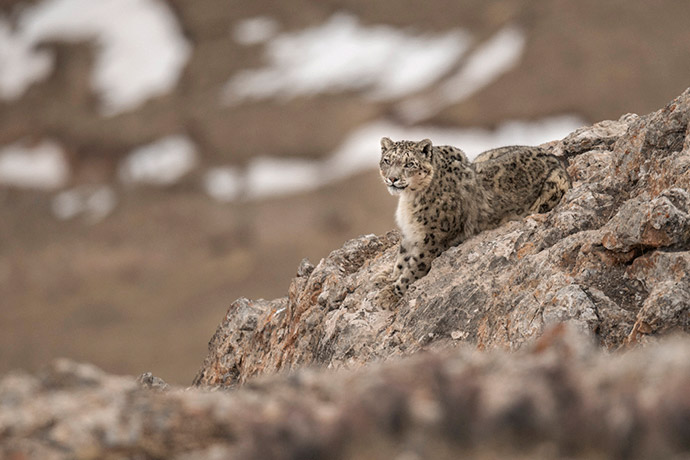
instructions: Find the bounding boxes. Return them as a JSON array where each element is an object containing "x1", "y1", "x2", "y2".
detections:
[
  {"x1": 373, "y1": 283, "x2": 401, "y2": 310},
  {"x1": 372, "y1": 269, "x2": 392, "y2": 289}
]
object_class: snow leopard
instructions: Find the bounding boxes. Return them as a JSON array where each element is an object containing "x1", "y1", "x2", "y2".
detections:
[{"x1": 376, "y1": 137, "x2": 570, "y2": 305}]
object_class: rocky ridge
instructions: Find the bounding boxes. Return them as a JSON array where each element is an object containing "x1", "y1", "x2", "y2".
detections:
[
  {"x1": 2, "y1": 89, "x2": 690, "y2": 459},
  {"x1": 194, "y1": 89, "x2": 690, "y2": 388}
]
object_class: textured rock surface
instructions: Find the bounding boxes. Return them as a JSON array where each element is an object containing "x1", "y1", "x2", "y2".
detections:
[
  {"x1": 195, "y1": 89, "x2": 690, "y2": 388},
  {"x1": 3, "y1": 329, "x2": 690, "y2": 459}
]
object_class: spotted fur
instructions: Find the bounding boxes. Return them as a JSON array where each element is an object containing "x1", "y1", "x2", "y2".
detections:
[{"x1": 378, "y1": 138, "x2": 570, "y2": 301}]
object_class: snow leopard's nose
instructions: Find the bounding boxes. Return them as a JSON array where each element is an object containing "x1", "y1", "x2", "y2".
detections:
[{"x1": 387, "y1": 176, "x2": 400, "y2": 185}]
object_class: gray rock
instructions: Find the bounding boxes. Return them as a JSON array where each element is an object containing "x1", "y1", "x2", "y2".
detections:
[
  {"x1": 4, "y1": 331, "x2": 690, "y2": 459},
  {"x1": 137, "y1": 372, "x2": 170, "y2": 391},
  {"x1": 196, "y1": 88, "x2": 690, "y2": 387},
  {"x1": 554, "y1": 113, "x2": 638, "y2": 157}
]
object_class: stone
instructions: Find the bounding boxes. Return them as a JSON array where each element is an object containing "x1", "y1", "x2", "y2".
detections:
[
  {"x1": 137, "y1": 372, "x2": 170, "y2": 391},
  {"x1": 554, "y1": 113, "x2": 638, "y2": 158},
  {"x1": 3, "y1": 330, "x2": 690, "y2": 459},
  {"x1": 196, "y1": 88, "x2": 690, "y2": 387}
]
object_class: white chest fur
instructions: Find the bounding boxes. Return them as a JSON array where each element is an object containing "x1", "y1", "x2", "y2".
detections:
[{"x1": 395, "y1": 194, "x2": 424, "y2": 242}]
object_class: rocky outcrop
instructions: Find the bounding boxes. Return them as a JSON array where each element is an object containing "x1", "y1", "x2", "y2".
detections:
[
  {"x1": 3, "y1": 90, "x2": 690, "y2": 459},
  {"x1": 3, "y1": 329, "x2": 690, "y2": 459},
  {"x1": 195, "y1": 89, "x2": 690, "y2": 388}
]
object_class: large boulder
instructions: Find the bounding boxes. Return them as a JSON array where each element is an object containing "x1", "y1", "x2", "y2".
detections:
[{"x1": 195, "y1": 89, "x2": 690, "y2": 388}]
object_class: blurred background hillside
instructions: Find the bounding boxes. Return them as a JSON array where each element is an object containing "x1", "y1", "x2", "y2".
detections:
[{"x1": 1, "y1": 0, "x2": 689, "y2": 384}]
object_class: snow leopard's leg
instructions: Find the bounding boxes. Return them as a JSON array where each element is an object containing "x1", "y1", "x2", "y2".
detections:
[{"x1": 391, "y1": 238, "x2": 441, "y2": 297}]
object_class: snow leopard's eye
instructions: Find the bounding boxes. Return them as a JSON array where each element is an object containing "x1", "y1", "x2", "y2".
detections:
[
  {"x1": 381, "y1": 158, "x2": 390, "y2": 165},
  {"x1": 404, "y1": 162, "x2": 416, "y2": 169}
]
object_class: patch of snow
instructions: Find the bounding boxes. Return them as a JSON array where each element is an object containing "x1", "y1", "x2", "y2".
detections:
[
  {"x1": 52, "y1": 189, "x2": 82, "y2": 220},
  {"x1": 52, "y1": 185, "x2": 116, "y2": 222},
  {"x1": 0, "y1": 0, "x2": 190, "y2": 115},
  {"x1": 365, "y1": 29, "x2": 471, "y2": 101},
  {"x1": 0, "y1": 18, "x2": 54, "y2": 99},
  {"x1": 441, "y1": 25, "x2": 526, "y2": 104},
  {"x1": 233, "y1": 16, "x2": 279, "y2": 46},
  {"x1": 223, "y1": 15, "x2": 526, "y2": 113},
  {"x1": 411, "y1": 115, "x2": 585, "y2": 159},
  {"x1": 399, "y1": 25, "x2": 527, "y2": 122},
  {"x1": 223, "y1": 13, "x2": 469, "y2": 103},
  {"x1": 0, "y1": 140, "x2": 70, "y2": 190},
  {"x1": 245, "y1": 157, "x2": 322, "y2": 199},
  {"x1": 204, "y1": 115, "x2": 585, "y2": 202},
  {"x1": 324, "y1": 121, "x2": 398, "y2": 180},
  {"x1": 203, "y1": 167, "x2": 244, "y2": 202},
  {"x1": 118, "y1": 135, "x2": 198, "y2": 186}
]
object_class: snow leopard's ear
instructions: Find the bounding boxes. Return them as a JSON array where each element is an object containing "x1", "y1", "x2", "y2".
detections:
[
  {"x1": 418, "y1": 139, "x2": 432, "y2": 157},
  {"x1": 380, "y1": 137, "x2": 394, "y2": 150}
]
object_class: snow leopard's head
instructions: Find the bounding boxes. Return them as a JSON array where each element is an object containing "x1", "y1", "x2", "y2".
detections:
[{"x1": 379, "y1": 137, "x2": 434, "y2": 196}]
